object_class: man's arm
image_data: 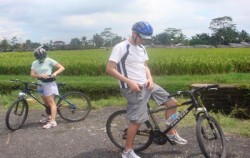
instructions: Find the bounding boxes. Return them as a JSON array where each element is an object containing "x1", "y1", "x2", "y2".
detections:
[
  {"x1": 106, "y1": 60, "x2": 141, "y2": 92},
  {"x1": 145, "y1": 62, "x2": 154, "y2": 89}
]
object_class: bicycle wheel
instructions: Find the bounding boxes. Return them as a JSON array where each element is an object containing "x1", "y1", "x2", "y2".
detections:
[
  {"x1": 57, "y1": 92, "x2": 91, "y2": 122},
  {"x1": 196, "y1": 114, "x2": 226, "y2": 158},
  {"x1": 5, "y1": 99, "x2": 29, "y2": 131},
  {"x1": 106, "y1": 110, "x2": 153, "y2": 152}
]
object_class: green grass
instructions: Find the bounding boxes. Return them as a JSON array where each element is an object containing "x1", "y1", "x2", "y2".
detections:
[{"x1": 0, "y1": 72, "x2": 249, "y2": 104}]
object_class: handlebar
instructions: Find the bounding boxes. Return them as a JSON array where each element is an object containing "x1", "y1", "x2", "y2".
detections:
[
  {"x1": 169, "y1": 84, "x2": 219, "y2": 98},
  {"x1": 10, "y1": 79, "x2": 41, "y2": 86},
  {"x1": 10, "y1": 79, "x2": 66, "y2": 90}
]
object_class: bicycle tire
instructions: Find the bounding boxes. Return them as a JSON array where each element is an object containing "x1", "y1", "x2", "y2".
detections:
[
  {"x1": 196, "y1": 114, "x2": 226, "y2": 158},
  {"x1": 106, "y1": 110, "x2": 153, "y2": 152},
  {"x1": 5, "y1": 99, "x2": 29, "y2": 131},
  {"x1": 57, "y1": 91, "x2": 91, "y2": 122}
]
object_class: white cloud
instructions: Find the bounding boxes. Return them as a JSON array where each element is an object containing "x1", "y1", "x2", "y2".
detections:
[{"x1": 0, "y1": 0, "x2": 249, "y2": 43}]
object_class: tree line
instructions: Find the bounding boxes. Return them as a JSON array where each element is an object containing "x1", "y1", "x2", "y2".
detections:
[{"x1": 1, "y1": 16, "x2": 249, "y2": 52}]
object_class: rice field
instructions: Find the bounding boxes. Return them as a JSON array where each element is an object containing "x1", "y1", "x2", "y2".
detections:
[{"x1": 0, "y1": 48, "x2": 249, "y2": 76}]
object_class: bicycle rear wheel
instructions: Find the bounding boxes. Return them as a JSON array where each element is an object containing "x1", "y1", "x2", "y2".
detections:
[
  {"x1": 57, "y1": 92, "x2": 91, "y2": 122},
  {"x1": 196, "y1": 114, "x2": 226, "y2": 158},
  {"x1": 106, "y1": 110, "x2": 153, "y2": 152},
  {"x1": 5, "y1": 99, "x2": 29, "y2": 131}
]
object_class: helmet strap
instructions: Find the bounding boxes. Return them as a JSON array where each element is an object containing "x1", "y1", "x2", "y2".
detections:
[{"x1": 132, "y1": 33, "x2": 140, "y2": 45}]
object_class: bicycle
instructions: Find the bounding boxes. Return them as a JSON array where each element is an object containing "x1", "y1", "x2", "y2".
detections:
[
  {"x1": 106, "y1": 84, "x2": 226, "y2": 158},
  {"x1": 5, "y1": 79, "x2": 92, "y2": 131}
]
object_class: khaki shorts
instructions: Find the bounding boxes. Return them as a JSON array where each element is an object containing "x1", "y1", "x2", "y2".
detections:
[{"x1": 121, "y1": 84, "x2": 174, "y2": 123}]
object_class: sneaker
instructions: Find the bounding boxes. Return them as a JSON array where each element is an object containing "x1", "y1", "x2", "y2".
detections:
[
  {"x1": 167, "y1": 132, "x2": 187, "y2": 145},
  {"x1": 122, "y1": 149, "x2": 140, "y2": 158},
  {"x1": 39, "y1": 116, "x2": 50, "y2": 123},
  {"x1": 43, "y1": 121, "x2": 57, "y2": 129}
]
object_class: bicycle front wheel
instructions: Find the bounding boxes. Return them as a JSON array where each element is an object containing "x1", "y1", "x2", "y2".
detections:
[
  {"x1": 196, "y1": 114, "x2": 226, "y2": 158},
  {"x1": 57, "y1": 92, "x2": 91, "y2": 122},
  {"x1": 5, "y1": 99, "x2": 29, "y2": 131},
  {"x1": 106, "y1": 110, "x2": 152, "y2": 152}
]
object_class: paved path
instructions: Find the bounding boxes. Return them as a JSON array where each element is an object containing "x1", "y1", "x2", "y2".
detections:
[{"x1": 0, "y1": 107, "x2": 249, "y2": 158}]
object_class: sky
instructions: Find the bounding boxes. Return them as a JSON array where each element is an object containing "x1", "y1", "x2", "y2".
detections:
[{"x1": 0, "y1": 0, "x2": 249, "y2": 44}]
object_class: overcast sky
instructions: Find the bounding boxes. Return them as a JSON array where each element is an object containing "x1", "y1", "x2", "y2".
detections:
[{"x1": 0, "y1": 0, "x2": 249, "y2": 44}]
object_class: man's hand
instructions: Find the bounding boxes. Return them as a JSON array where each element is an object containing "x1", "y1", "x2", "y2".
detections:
[
  {"x1": 128, "y1": 80, "x2": 142, "y2": 92},
  {"x1": 146, "y1": 78, "x2": 154, "y2": 90}
]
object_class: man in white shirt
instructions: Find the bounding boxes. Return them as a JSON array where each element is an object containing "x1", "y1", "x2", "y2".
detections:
[{"x1": 106, "y1": 21, "x2": 187, "y2": 158}]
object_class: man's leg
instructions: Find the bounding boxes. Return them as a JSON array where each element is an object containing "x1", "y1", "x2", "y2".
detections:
[
  {"x1": 164, "y1": 99, "x2": 187, "y2": 144},
  {"x1": 125, "y1": 122, "x2": 141, "y2": 150},
  {"x1": 164, "y1": 99, "x2": 178, "y2": 135}
]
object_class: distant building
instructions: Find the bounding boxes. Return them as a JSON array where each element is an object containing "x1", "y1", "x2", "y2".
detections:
[{"x1": 53, "y1": 41, "x2": 65, "y2": 46}]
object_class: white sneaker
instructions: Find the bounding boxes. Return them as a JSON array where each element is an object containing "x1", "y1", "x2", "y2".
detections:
[
  {"x1": 122, "y1": 149, "x2": 140, "y2": 158},
  {"x1": 167, "y1": 132, "x2": 187, "y2": 145},
  {"x1": 39, "y1": 116, "x2": 50, "y2": 123},
  {"x1": 43, "y1": 121, "x2": 57, "y2": 129}
]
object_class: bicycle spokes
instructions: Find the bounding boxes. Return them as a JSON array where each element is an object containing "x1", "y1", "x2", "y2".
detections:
[
  {"x1": 122, "y1": 129, "x2": 127, "y2": 139},
  {"x1": 69, "y1": 104, "x2": 76, "y2": 109},
  {"x1": 57, "y1": 92, "x2": 91, "y2": 122},
  {"x1": 201, "y1": 120, "x2": 219, "y2": 141},
  {"x1": 197, "y1": 115, "x2": 226, "y2": 158},
  {"x1": 14, "y1": 102, "x2": 24, "y2": 116}
]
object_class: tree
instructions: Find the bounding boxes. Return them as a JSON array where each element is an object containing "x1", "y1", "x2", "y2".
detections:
[
  {"x1": 100, "y1": 28, "x2": 116, "y2": 47},
  {"x1": 155, "y1": 32, "x2": 168, "y2": 45},
  {"x1": 0, "y1": 39, "x2": 10, "y2": 52},
  {"x1": 165, "y1": 28, "x2": 186, "y2": 45},
  {"x1": 217, "y1": 27, "x2": 239, "y2": 44},
  {"x1": 111, "y1": 36, "x2": 123, "y2": 46},
  {"x1": 209, "y1": 16, "x2": 236, "y2": 33},
  {"x1": 81, "y1": 36, "x2": 87, "y2": 47},
  {"x1": 190, "y1": 33, "x2": 212, "y2": 45},
  {"x1": 239, "y1": 30, "x2": 249, "y2": 42},
  {"x1": 209, "y1": 16, "x2": 237, "y2": 46},
  {"x1": 154, "y1": 28, "x2": 186, "y2": 46},
  {"x1": 69, "y1": 38, "x2": 82, "y2": 49},
  {"x1": 92, "y1": 33, "x2": 104, "y2": 48}
]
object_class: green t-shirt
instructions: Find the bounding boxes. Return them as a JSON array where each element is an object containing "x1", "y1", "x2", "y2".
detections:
[{"x1": 31, "y1": 58, "x2": 57, "y2": 76}]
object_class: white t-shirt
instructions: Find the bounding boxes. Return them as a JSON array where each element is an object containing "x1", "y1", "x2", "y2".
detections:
[{"x1": 109, "y1": 40, "x2": 149, "y2": 88}]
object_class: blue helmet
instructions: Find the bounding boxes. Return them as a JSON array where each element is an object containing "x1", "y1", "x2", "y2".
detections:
[
  {"x1": 132, "y1": 21, "x2": 153, "y2": 39},
  {"x1": 34, "y1": 48, "x2": 47, "y2": 60}
]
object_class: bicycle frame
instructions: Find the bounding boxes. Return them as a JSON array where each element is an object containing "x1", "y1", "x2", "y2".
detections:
[
  {"x1": 147, "y1": 92, "x2": 208, "y2": 140},
  {"x1": 20, "y1": 86, "x2": 76, "y2": 109},
  {"x1": 15, "y1": 80, "x2": 72, "y2": 109}
]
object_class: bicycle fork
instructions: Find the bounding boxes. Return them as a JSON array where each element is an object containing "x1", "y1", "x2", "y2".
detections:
[{"x1": 194, "y1": 107, "x2": 219, "y2": 140}]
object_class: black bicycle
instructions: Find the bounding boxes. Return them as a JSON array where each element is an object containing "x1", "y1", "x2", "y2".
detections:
[
  {"x1": 106, "y1": 84, "x2": 226, "y2": 158},
  {"x1": 5, "y1": 79, "x2": 91, "y2": 131}
]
